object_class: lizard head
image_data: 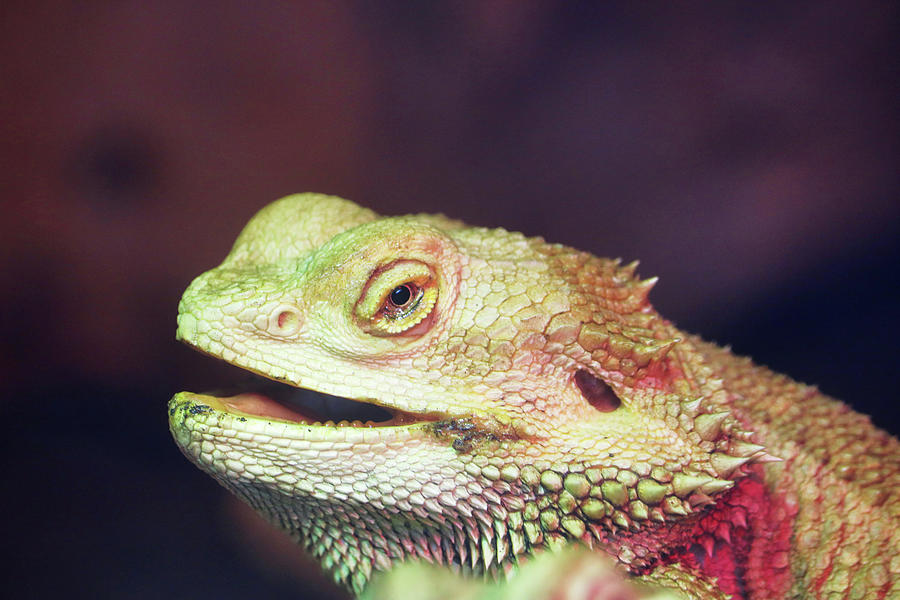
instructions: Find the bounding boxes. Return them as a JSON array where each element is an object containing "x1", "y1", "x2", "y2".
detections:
[{"x1": 169, "y1": 193, "x2": 771, "y2": 594}]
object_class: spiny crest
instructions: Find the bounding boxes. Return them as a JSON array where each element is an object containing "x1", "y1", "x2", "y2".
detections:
[
  {"x1": 638, "y1": 384, "x2": 777, "y2": 480},
  {"x1": 535, "y1": 246, "x2": 778, "y2": 499},
  {"x1": 572, "y1": 256, "x2": 660, "y2": 314},
  {"x1": 532, "y1": 241, "x2": 779, "y2": 533},
  {"x1": 560, "y1": 306, "x2": 776, "y2": 536},
  {"x1": 577, "y1": 320, "x2": 680, "y2": 377},
  {"x1": 542, "y1": 252, "x2": 678, "y2": 379}
]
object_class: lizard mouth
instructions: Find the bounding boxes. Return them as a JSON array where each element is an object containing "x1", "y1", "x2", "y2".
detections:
[{"x1": 189, "y1": 373, "x2": 425, "y2": 428}]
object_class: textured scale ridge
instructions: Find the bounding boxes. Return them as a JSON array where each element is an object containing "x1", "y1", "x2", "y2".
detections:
[{"x1": 169, "y1": 193, "x2": 899, "y2": 599}]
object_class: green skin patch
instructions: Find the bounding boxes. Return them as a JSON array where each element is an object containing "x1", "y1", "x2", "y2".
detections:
[{"x1": 170, "y1": 193, "x2": 900, "y2": 599}]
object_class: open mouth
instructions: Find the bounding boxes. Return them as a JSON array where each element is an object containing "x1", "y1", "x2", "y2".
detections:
[{"x1": 197, "y1": 373, "x2": 426, "y2": 428}]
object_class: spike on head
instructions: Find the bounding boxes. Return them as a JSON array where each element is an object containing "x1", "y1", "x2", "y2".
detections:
[
  {"x1": 632, "y1": 336, "x2": 679, "y2": 367},
  {"x1": 631, "y1": 275, "x2": 659, "y2": 304},
  {"x1": 694, "y1": 412, "x2": 729, "y2": 442},
  {"x1": 620, "y1": 259, "x2": 640, "y2": 277},
  {"x1": 709, "y1": 453, "x2": 752, "y2": 478}
]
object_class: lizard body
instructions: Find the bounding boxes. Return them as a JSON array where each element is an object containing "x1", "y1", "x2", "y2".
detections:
[{"x1": 169, "y1": 193, "x2": 899, "y2": 599}]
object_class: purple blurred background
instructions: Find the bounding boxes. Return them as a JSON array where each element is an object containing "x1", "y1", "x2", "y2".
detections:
[{"x1": 2, "y1": 3, "x2": 897, "y2": 599}]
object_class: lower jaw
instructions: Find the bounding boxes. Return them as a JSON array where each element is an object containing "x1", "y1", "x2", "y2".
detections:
[{"x1": 169, "y1": 392, "x2": 437, "y2": 453}]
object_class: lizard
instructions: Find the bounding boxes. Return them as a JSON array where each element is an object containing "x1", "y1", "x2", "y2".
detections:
[{"x1": 169, "y1": 192, "x2": 899, "y2": 599}]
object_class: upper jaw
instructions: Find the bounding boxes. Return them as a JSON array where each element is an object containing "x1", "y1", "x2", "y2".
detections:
[
  {"x1": 175, "y1": 326, "x2": 472, "y2": 436},
  {"x1": 176, "y1": 295, "x2": 500, "y2": 439},
  {"x1": 175, "y1": 310, "x2": 411, "y2": 429}
]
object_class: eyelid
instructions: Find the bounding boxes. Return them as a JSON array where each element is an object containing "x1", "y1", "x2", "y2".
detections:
[
  {"x1": 355, "y1": 260, "x2": 438, "y2": 336},
  {"x1": 356, "y1": 261, "x2": 432, "y2": 318}
]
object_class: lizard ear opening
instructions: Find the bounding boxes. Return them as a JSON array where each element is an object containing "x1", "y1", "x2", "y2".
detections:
[{"x1": 574, "y1": 369, "x2": 621, "y2": 413}]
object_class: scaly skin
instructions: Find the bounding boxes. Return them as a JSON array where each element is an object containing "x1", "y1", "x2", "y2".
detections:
[{"x1": 169, "y1": 193, "x2": 899, "y2": 599}]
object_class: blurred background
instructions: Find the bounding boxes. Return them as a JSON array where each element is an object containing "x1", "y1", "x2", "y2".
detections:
[{"x1": 2, "y1": 2, "x2": 897, "y2": 598}]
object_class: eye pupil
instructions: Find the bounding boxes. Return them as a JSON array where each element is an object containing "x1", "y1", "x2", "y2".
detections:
[{"x1": 389, "y1": 284, "x2": 413, "y2": 307}]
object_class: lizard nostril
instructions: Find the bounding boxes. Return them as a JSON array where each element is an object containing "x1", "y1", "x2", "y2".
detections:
[
  {"x1": 268, "y1": 305, "x2": 302, "y2": 336},
  {"x1": 277, "y1": 311, "x2": 295, "y2": 328},
  {"x1": 574, "y1": 369, "x2": 621, "y2": 413}
]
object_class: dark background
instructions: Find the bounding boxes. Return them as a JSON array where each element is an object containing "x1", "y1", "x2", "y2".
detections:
[{"x1": 2, "y1": 3, "x2": 897, "y2": 599}]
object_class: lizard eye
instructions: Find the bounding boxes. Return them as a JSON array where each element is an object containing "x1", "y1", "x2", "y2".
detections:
[
  {"x1": 388, "y1": 284, "x2": 414, "y2": 309},
  {"x1": 356, "y1": 260, "x2": 438, "y2": 336},
  {"x1": 383, "y1": 282, "x2": 423, "y2": 320}
]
